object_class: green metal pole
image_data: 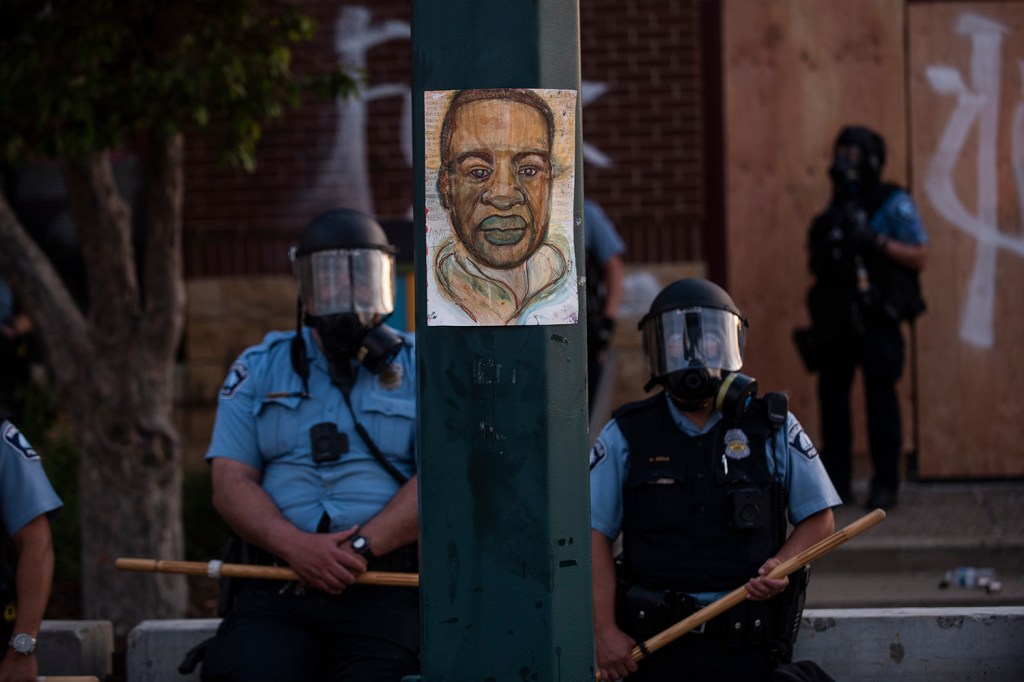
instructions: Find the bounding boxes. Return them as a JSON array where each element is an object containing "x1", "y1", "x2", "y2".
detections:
[{"x1": 411, "y1": 1, "x2": 593, "y2": 680}]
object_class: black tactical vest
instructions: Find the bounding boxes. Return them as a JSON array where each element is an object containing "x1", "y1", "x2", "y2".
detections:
[{"x1": 615, "y1": 393, "x2": 786, "y2": 592}]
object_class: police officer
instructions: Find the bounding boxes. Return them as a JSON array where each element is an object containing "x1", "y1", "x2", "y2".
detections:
[
  {"x1": 806, "y1": 126, "x2": 928, "y2": 510},
  {"x1": 590, "y1": 279, "x2": 840, "y2": 681},
  {"x1": 1, "y1": 414, "x2": 62, "y2": 682},
  {"x1": 584, "y1": 199, "x2": 626, "y2": 410},
  {"x1": 200, "y1": 209, "x2": 419, "y2": 682}
]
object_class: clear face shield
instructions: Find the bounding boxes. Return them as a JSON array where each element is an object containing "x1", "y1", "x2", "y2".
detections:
[
  {"x1": 292, "y1": 248, "x2": 396, "y2": 324},
  {"x1": 643, "y1": 307, "x2": 745, "y2": 380}
]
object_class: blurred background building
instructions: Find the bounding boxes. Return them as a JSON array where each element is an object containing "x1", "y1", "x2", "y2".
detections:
[{"x1": 9, "y1": 0, "x2": 1023, "y2": 482}]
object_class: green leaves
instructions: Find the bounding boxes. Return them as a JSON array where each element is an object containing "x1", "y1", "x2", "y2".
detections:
[{"x1": 0, "y1": 0, "x2": 358, "y2": 170}]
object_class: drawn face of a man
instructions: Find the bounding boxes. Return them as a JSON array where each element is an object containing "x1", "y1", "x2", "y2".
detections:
[{"x1": 439, "y1": 97, "x2": 553, "y2": 269}]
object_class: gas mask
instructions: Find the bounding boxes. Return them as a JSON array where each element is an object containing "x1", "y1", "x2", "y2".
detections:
[
  {"x1": 308, "y1": 313, "x2": 403, "y2": 374},
  {"x1": 642, "y1": 306, "x2": 757, "y2": 417},
  {"x1": 829, "y1": 152, "x2": 866, "y2": 201},
  {"x1": 293, "y1": 246, "x2": 402, "y2": 375},
  {"x1": 829, "y1": 127, "x2": 884, "y2": 203}
]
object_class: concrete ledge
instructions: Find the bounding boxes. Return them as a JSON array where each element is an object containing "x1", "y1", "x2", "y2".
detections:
[
  {"x1": 121, "y1": 608, "x2": 1024, "y2": 681},
  {"x1": 126, "y1": 618, "x2": 220, "y2": 682},
  {"x1": 38, "y1": 620, "x2": 114, "y2": 680},
  {"x1": 794, "y1": 607, "x2": 1024, "y2": 680}
]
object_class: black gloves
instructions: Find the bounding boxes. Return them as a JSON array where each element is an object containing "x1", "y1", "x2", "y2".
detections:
[{"x1": 850, "y1": 222, "x2": 888, "y2": 253}]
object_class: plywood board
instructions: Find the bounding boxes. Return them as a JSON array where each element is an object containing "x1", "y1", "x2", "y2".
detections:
[
  {"x1": 908, "y1": 2, "x2": 1024, "y2": 477},
  {"x1": 722, "y1": 0, "x2": 911, "y2": 462}
]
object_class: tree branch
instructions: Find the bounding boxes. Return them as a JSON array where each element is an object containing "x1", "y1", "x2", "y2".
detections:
[
  {"x1": 142, "y1": 133, "x2": 186, "y2": 367},
  {"x1": 64, "y1": 153, "x2": 140, "y2": 341},
  {"x1": 0, "y1": 191, "x2": 91, "y2": 397}
]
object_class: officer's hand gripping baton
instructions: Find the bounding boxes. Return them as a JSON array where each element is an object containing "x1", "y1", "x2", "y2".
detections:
[{"x1": 599, "y1": 508, "x2": 886, "y2": 679}]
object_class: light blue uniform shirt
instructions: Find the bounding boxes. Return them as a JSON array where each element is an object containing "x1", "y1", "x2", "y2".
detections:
[
  {"x1": 1, "y1": 420, "x2": 63, "y2": 537},
  {"x1": 584, "y1": 199, "x2": 627, "y2": 267},
  {"x1": 206, "y1": 327, "x2": 416, "y2": 534},
  {"x1": 589, "y1": 392, "x2": 841, "y2": 603},
  {"x1": 871, "y1": 189, "x2": 928, "y2": 245}
]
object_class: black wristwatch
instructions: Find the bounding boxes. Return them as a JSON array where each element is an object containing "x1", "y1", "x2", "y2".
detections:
[{"x1": 350, "y1": 535, "x2": 375, "y2": 560}]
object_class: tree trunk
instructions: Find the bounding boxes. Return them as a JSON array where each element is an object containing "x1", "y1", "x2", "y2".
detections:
[
  {"x1": 74, "y1": 375, "x2": 187, "y2": 634},
  {"x1": 0, "y1": 134, "x2": 188, "y2": 636}
]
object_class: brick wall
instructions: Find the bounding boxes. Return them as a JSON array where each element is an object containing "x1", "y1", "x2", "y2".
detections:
[
  {"x1": 182, "y1": 0, "x2": 713, "y2": 277},
  {"x1": 580, "y1": 0, "x2": 709, "y2": 265}
]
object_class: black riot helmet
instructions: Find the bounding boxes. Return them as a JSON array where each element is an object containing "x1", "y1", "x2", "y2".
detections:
[
  {"x1": 830, "y1": 125, "x2": 886, "y2": 200},
  {"x1": 290, "y1": 209, "x2": 403, "y2": 380},
  {"x1": 639, "y1": 278, "x2": 757, "y2": 417}
]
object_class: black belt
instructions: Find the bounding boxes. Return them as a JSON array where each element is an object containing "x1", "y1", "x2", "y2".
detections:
[{"x1": 617, "y1": 585, "x2": 771, "y2": 646}]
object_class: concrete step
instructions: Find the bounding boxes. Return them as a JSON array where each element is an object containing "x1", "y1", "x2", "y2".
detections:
[
  {"x1": 812, "y1": 543, "x2": 1024, "y2": 574},
  {"x1": 805, "y1": 566, "x2": 1024, "y2": 609},
  {"x1": 793, "y1": 480, "x2": 1024, "y2": 609}
]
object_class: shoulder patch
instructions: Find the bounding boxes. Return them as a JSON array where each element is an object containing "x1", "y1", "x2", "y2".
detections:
[
  {"x1": 894, "y1": 195, "x2": 918, "y2": 222},
  {"x1": 787, "y1": 418, "x2": 819, "y2": 460},
  {"x1": 220, "y1": 361, "x2": 250, "y2": 399},
  {"x1": 2, "y1": 422, "x2": 39, "y2": 461},
  {"x1": 589, "y1": 440, "x2": 608, "y2": 471}
]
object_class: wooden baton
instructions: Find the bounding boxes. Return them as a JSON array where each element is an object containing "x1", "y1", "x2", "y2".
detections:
[
  {"x1": 115, "y1": 557, "x2": 419, "y2": 587},
  {"x1": 628, "y1": 508, "x2": 886, "y2": 665}
]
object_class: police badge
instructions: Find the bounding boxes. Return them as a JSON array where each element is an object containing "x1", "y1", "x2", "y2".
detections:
[
  {"x1": 379, "y1": 362, "x2": 403, "y2": 390},
  {"x1": 723, "y1": 428, "x2": 751, "y2": 460}
]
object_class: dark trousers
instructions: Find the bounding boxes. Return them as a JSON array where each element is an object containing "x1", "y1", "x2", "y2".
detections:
[
  {"x1": 629, "y1": 633, "x2": 774, "y2": 681},
  {"x1": 199, "y1": 583, "x2": 419, "y2": 682},
  {"x1": 817, "y1": 320, "x2": 904, "y2": 496}
]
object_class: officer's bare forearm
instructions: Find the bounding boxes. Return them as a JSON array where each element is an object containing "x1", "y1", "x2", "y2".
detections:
[
  {"x1": 602, "y1": 256, "x2": 625, "y2": 320},
  {"x1": 210, "y1": 458, "x2": 306, "y2": 558},
  {"x1": 776, "y1": 508, "x2": 835, "y2": 563},
  {"x1": 882, "y1": 239, "x2": 928, "y2": 271},
  {"x1": 358, "y1": 475, "x2": 419, "y2": 556},
  {"x1": 591, "y1": 530, "x2": 618, "y2": 632},
  {"x1": 11, "y1": 516, "x2": 54, "y2": 639}
]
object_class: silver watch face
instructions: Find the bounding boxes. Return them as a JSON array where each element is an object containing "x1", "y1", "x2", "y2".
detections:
[
  {"x1": 10, "y1": 632, "x2": 35, "y2": 654},
  {"x1": 352, "y1": 535, "x2": 371, "y2": 556}
]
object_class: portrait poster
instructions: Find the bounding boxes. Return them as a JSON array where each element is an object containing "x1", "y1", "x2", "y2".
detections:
[{"x1": 424, "y1": 88, "x2": 578, "y2": 326}]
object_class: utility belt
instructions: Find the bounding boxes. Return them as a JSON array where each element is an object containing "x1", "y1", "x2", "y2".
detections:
[
  {"x1": 615, "y1": 582, "x2": 769, "y2": 645},
  {"x1": 616, "y1": 566, "x2": 810, "y2": 662}
]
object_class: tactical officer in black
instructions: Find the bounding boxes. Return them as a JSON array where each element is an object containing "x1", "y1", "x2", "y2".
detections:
[
  {"x1": 590, "y1": 279, "x2": 840, "y2": 681},
  {"x1": 798, "y1": 126, "x2": 928, "y2": 510}
]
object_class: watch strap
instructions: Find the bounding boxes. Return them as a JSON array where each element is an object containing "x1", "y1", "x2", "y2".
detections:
[
  {"x1": 9, "y1": 632, "x2": 37, "y2": 655},
  {"x1": 351, "y1": 535, "x2": 375, "y2": 559}
]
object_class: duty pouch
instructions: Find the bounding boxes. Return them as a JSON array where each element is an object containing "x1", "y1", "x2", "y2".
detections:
[
  {"x1": 769, "y1": 565, "x2": 811, "y2": 666},
  {"x1": 182, "y1": 536, "x2": 280, "y2": 675},
  {"x1": 616, "y1": 582, "x2": 675, "y2": 642},
  {"x1": 720, "y1": 565, "x2": 809, "y2": 656},
  {"x1": 723, "y1": 600, "x2": 770, "y2": 648},
  {"x1": 180, "y1": 537, "x2": 243, "y2": 675},
  {"x1": 217, "y1": 533, "x2": 286, "y2": 612}
]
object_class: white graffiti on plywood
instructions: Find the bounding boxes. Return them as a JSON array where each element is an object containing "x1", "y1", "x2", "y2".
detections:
[
  {"x1": 309, "y1": 6, "x2": 612, "y2": 219},
  {"x1": 925, "y1": 12, "x2": 1024, "y2": 349}
]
